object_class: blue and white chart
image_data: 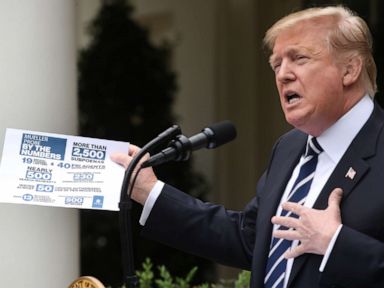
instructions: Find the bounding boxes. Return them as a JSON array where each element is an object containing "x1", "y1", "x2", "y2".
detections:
[{"x1": 0, "y1": 128, "x2": 129, "y2": 211}]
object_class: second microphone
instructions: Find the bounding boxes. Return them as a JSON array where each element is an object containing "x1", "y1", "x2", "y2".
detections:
[{"x1": 141, "y1": 120, "x2": 237, "y2": 168}]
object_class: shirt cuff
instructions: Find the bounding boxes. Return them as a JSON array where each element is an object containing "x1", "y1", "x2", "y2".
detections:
[
  {"x1": 319, "y1": 224, "x2": 343, "y2": 272},
  {"x1": 139, "y1": 180, "x2": 165, "y2": 226}
]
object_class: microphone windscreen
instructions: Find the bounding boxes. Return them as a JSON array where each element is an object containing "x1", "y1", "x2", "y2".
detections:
[{"x1": 208, "y1": 120, "x2": 237, "y2": 148}]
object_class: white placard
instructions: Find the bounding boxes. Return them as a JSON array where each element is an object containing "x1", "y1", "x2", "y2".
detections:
[{"x1": 0, "y1": 128, "x2": 129, "y2": 211}]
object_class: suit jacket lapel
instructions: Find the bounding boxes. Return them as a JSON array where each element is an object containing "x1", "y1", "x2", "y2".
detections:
[
  {"x1": 288, "y1": 102, "x2": 384, "y2": 287},
  {"x1": 313, "y1": 102, "x2": 383, "y2": 209},
  {"x1": 259, "y1": 134, "x2": 307, "y2": 225},
  {"x1": 253, "y1": 132, "x2": 307, "y2": 287},
  {"x1": 287, "y1": 152, "x2": 370, "y2": 287}
]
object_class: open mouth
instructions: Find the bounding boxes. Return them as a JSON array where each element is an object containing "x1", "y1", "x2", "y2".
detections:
[{"x1": 285, "y1": 91, "x2": 301, "y2": 104}]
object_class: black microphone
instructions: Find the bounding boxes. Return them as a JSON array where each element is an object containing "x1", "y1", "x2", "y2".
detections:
[{"x1": 141, "y1": 120, "x2": 236, "y2": 168}]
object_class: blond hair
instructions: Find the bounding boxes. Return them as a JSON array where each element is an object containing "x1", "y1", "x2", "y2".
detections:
[{"x1": 264, "y1": 6, "x2": 377, "y2": 97}]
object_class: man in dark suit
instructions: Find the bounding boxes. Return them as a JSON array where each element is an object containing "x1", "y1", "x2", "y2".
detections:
[{"x1": 111, "y1": 6, "x2": 384, "y2": 287}]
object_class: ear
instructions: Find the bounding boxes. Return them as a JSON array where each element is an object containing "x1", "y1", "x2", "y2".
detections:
[{"x1": 342, "y1": 56, "x2": 363, "y2": 87}]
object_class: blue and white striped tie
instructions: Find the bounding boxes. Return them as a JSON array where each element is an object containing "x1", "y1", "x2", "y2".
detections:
[{"x1": 264, "y1": 137, "x2": 323, "y2": 288}]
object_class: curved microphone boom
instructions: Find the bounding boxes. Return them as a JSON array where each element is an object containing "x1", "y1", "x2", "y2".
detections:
[
  {"x1": 118, "y1": 124, "x2": 181, "y2": 288},
  {"x1": 141, "y1": 120, "x2": 236, "y2": 168}
]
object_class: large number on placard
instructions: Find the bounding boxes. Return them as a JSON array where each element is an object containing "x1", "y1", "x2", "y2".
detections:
[
  {"x1": 73, "y1": 173, "x2": 94, "y2": 181},
  {"x1": 36, "y1": 184, "x2": 54, "y2": 192},
  {"x1": 26, "y1": 171, "x2": 52, "y2": 180},
  {"x1": 72, "y1": 147, "x2": 105, "y2": 160}
]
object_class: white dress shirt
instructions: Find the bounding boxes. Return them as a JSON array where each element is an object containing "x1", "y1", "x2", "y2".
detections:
[{"x1": 139, "y1": 95, "x2": 374, "y2": 286}]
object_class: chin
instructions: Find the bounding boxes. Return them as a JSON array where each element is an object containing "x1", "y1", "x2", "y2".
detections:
[
  {"x1": 285, "y1": 115, "x2": 301, "y2": 127},
  {"x1": 286, "y1": 117, "x2": 309, "y2": 132},
  {"x1": 285, "y1": 110, "x2": 314, "y2": 129}
]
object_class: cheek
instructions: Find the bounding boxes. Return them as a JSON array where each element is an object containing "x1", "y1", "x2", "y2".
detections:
[
  {"x1": 321, "y1": 75, "x2": 344, "y2": 99},
  {"x1": 276, "y1": 84, "x2": 284, "y2": 102},
  {"x1": 311, "y1": 80, "x2": 344, "y2": 118},
  {"x1": 308, "y1": 71, "x2": 343, "y2": 101}
]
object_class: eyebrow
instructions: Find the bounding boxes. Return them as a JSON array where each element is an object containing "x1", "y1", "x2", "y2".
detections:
[
  {"x1": 269, "y1": 55, "x2": 278, "y2": 66},
  {"x1": 269, "y1": 45, "x2": 320, "y2": 66},
  {"x1": 269, "y1": 47, "x2": 293, "y2": 66}
]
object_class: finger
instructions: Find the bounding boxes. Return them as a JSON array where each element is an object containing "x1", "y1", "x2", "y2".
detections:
[
  {"x1": 273, "y1": 229, "x2": 301, "y2": 241},
  {"x1": 128, "y1": 144, "x2": 141, "y2": 157},
  {"x1": 281, "y1": 202, "x2": 304, "y2": 216},
  {"x1": 110, "y1": 153, "x2": 131, "y2": 169},
  {"x1": 140, "y1": 151, "x2": 151, "y2": 162},
  {"x1": 272, "y1": 215, "x2": 299, "y2": 229},
  {"x1": 284, "y1": 244, "x2": 306, "y2": 259},
  {"x1": 328, "y1": 188, "x2": 343, "y2": 209}
]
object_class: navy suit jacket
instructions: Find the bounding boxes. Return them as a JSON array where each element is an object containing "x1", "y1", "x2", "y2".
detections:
[{"x1": 142, "y1": 102, "x2": 384, "y2": 287}]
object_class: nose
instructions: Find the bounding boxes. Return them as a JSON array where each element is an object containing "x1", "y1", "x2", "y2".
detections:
[{"x1": 276, "y1": 60, "x2": 295, "y2": 84}]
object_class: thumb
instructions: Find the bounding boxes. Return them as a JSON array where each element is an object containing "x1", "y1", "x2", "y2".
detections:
[
  {"x1": 328, "y1": 188, "x2": 343, "y2": 209},
  {"x1": 110, "y1": 152, "x2": 130, "y2": 169}
]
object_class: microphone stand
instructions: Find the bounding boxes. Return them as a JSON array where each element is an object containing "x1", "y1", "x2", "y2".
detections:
[{"x1": 118, "y1": 126, "x2": 181, "y2": 288}]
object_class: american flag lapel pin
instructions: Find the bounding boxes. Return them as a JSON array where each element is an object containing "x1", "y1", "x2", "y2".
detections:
[{"x1": 345, "y1": 167, "x2": 356, "y2": 180}]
